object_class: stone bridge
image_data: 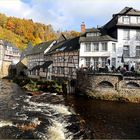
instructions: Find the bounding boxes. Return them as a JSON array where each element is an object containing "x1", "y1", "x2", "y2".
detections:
[
  {"x1": 76, "y1": 71, "x2": 140, "y2": 103},
  {"x1": 77, "y1": 72, "x2": 123, "y2": 91},
  {"x1": 77, "y1": 72, "x2": 140, "y2": 90}
]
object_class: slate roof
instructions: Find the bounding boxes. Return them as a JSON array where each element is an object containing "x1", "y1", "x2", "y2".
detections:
[
  {"x1": 27, "y1": 40, "x2": 54, "y2": 55},
  {"x1": 47, "y1": 37, "x2": 80, "y2": 55},
  {"x1": 40, "y1": 61, "x2": 53, "y2": 68},
  {"x1": 114, "y1": 7, "x2": 140, "y2": 16},
  {"x1": 0, "y1": 39, "x2": 20, "y2": 52},
  {"x1": 85, "y1": 27, "x2": 100, "y2": 33},
  {"x1": 31, "y1": 61, "x2": 53, "y2": 70},
  {"x1": 31, "y1": 65, "x2": 40, "y2": 71},
  {"x1": 102, "y1": 7, "x2": 140, "y2": 31},
  {"x1": 20, "y1": 43, "x2": 33, "y2": 59},
  {"x1": 80, "y1": 35, "x2": 117, "y2": 42},
  {"x1": 16, "y1": 61, "x2": 27, "y2": 69},
  {"x1": 57, "y1": 34, "x2": 67, "y2": 43},
  {"x1": 80, "y1": 27, "x2": 100, "y2": 36}
]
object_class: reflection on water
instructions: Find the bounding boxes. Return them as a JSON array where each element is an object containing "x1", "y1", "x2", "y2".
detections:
[
  {"x1": 65, "y1": 95, "x2": 140, "y2": 139},
  {"x1": 0, "y1": 80, "x2": 92, "y2": 139}
]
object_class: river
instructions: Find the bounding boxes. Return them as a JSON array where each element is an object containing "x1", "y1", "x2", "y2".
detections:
[
  {"x1": 0, "y1": 80, "x2": 92, "y2": 139},
  {"x1": 0, "y1": 80, "x2": 140, "y2": 139},
  {"x1": 65, "y1": 95, "x2": 140, "y2": 139}
]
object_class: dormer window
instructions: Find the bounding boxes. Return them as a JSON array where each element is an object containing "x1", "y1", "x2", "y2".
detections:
[
  {"x1": 87, "y1": 32, "x2": 100, "y2": 37},
  {"x1": 122, "y1": 16, "x2": 130, "y2": 24}
]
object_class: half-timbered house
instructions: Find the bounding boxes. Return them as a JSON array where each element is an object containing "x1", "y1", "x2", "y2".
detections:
[
  {"x1": 27, "y1": 40, "x2": 56, "y2": 79},
  {"x1": 45, "y1": 36, "x2": 80, "y2": 93}
]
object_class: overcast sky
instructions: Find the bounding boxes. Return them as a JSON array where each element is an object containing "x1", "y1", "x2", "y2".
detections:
[{"x1": 0, "y1": 0, "x2": 140, "y2": 31}]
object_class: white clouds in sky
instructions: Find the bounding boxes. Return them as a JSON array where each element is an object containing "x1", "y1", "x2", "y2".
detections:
[{"x1": 0, "y1": 0, "x2": 140, "y2": 31}]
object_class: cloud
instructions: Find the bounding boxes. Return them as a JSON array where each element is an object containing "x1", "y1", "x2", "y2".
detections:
[{"x1": 0, "y1": 0, "x2": 140, "y2": 31}]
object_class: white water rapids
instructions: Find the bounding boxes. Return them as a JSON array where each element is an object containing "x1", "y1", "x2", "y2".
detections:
[{"x1": 0, "y1": 80, "x2": 91, "y2": 139}]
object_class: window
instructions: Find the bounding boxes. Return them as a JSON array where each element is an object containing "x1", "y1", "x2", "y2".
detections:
[
  {"x1": 136, "y1": 30, "x2": 140, "y2": 40},
  {"x1": 93, "y1": 57, "x2": 99, "y2": 69},
  {"x1": 112, "y1": 58, "x2": 116, "y2": 67},
  {"x1": 57, "y1": 67, "x2": 60, "y2": 74},
  {"x1": 68, "y1": 56, "x2": 73, "y2": 63},
  {"x1": 101, "y1": 58, "x2": 107, "y2": 67},
  {"x1": 112, "y1": 43, "x2": 116, "y2": 52},
  {"x1": 52, "y1": 67, "x2": 55, "y2": 74},
  {"x1": 137, "y1": 17, "x2": 140, "y2": 24},
  {"x1": 85, "y1": 43, "x2": 91, "y2": 52},
  {"x1": 122, "y1": 16, "x2": 130, "y2": 24},
  {"x1": 60, "y1": 67, "x2": 64, "y2": 74},
  {"x1": 123, "y1": 29, "x2": 130, "y2": 40},
  {"x1": 43, "y1": 68, "x2": 45, "y2": 72},
  {"x1": 93, "y1": 43, "x2": 99, "y2": 51},
  {"x1": 87, "y1": 33, "x2": 100, "y2": 37},
  {"x1": 69, "y1": 67, "x2": 73, "y2": 74},
  {"x1": 101, "y1": 43, "x2": 107, "y2": 51},
  {"x1": 123, "y1": 45, "x2": 129, "y2": 57},
  {"x1": 85, "y1": 57, "x2": 91, "y2": 67},
  {"x1": 58, "y1": 57, "x2": 62, "y2": 62},
  {"x1": 136, "y1": 46, "x2": 140, "y2": 57}
]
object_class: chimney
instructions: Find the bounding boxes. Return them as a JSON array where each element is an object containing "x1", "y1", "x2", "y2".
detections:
[{"x1": 81, "y1": 22, "x2": 86, "y2": 32}]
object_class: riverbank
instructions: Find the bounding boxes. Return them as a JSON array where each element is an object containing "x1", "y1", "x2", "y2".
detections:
[{"x1": 83, "y1": 88, "x2": 140, "y2": 103}]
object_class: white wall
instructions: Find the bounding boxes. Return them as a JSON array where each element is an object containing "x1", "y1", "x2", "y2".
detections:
[
  {"x1": 118, "y1": 16, "x2": 140, "y2": 24},
  {"x1": 79, "y1": 41, "x2": 117, "y2": 68},
  {"x1": 117, "y1": 28, "x2": 140, "y2": 68}
]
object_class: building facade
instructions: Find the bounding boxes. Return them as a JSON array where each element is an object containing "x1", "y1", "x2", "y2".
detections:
[
  {"x1": 0, "y1": 40, "x2": 20, "y2": 77},
  {"x1": 79, "y1": 27, "x2": 117, "y2": 69},
  {"x1": 45, "y1": 36, "x2": 80, "y2": 81},
  {"x1": 103, "y1": 7, "x2": 140, "y2": 70},
  {"x1": 27, "y1": 40, "x2": 56, "y2": 79}
]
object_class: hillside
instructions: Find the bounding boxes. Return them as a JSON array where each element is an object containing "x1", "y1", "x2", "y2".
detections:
[{"x1": 0, "y1": 13, "x2": 79, "y2": 50}]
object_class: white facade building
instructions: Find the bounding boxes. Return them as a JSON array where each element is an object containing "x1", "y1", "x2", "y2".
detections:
[
  {"x1": 103, "y1": 7, "x2": 140, "y2": 70},
  {"x1": 0, "y1": 40, "x2": 20, "y2": 77},
  {"x1": 79, "y1": 27, "x2": 117, "y2": 69},
  {"x1": 79, "y1": 7, "x2": 140, "y2": 71}
]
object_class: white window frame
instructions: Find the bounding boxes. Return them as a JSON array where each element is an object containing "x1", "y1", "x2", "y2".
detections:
[
  {"x1": 112, "y1": 43, "x2": 116, "y2": 52},
  {"x1": 136, "y1": 30, "x2": 140, "y2": 40},
  {"x1": 123, "y1": 29, "x2": 130, "y2": 40},
  {"x1": 85, "y1": 57, "x2": 91, "y2": 67},
  {"x1": 101, "y1": 43, "x2": 107, "y2": 51},
  {"x1": 122, "y1": 16, "x2": 130, "y2": 24},
  {"x1": 123, "y1": 45, "x2": 129, "y2": 57},
  {"x1": 101, "y1": 57, "x2": 107, "y2": 67},
  {"x1": 136, "y1": 46, "x2": 140, "y2": 57},
  {"x1": 93, "y1": 43, "x2": 99, "y2": 52},
  {"x1": 85, "y1": 43, "x2": 91, "y2": 52},
  {"x1": 137, "y1": 17, "x2": 140, "y2": 24},
  {"x1": 93, "y1": 57, "x2": 99, "y2": 69}
]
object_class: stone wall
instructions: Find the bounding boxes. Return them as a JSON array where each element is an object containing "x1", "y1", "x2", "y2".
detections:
[
  {"x1": 0, "y1": 61, "x2": 11, "y2": 77},
  {"x1": 77, "y1": 71, "x2": 140, "y2": 103}
]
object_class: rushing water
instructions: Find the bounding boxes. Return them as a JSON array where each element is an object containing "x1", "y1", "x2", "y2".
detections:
[
  {"x1": 65, "y1": 95, "x2": 140, "y2": 139},
  {"x1": 0, "y1": 80, "x2": 93, "y2": 139},
  {"x1": 1, "y1": 80, "x2": 140, "y2": 139}
]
